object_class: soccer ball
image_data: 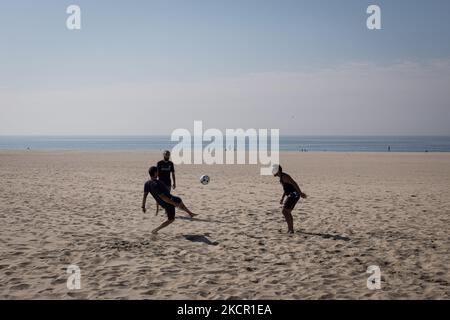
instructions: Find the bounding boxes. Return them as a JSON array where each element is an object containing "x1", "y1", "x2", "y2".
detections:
[{"x1": 200, "y1": 175, "x2": 210, "y2": 185}]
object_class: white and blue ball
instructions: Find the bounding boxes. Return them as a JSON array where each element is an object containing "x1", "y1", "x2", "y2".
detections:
[{"x1": 200, "y1": 175, "x2": 210, "y2": 185}]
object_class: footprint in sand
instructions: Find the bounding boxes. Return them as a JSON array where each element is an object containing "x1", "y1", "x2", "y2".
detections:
[{"x1": 11, "y1": 282, "x2": 30, "y2": 290}]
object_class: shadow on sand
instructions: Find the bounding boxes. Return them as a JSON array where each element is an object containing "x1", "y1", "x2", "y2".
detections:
[
  {"x1": 297, "y1": 231, "x2": 351, "y2": 242},
  {"x1": 176, "y1": 216, "x2": 226, "y2": 224},
  {"x1": 183, "y1": 234, "x2": 219, "y2": 246}
]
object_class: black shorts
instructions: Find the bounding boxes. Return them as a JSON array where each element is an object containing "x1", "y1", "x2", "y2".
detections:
[
  {"x1": 284, "y1": 192, "x2": 300, "y2": 210},
  {"x1": 164, "y1": 196, "x2": 181, "y2": 220}
]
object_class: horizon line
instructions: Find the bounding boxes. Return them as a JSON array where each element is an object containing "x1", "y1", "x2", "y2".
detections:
[{"x1": 1, "y1": 134, "x2": 450, "y2": 137}]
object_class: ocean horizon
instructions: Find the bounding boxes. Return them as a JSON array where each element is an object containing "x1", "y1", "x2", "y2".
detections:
[{"x1": 1, "y1": 135, "x2": 450, "y2": 152}]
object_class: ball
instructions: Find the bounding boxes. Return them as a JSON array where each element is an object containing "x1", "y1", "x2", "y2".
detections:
[{"x1": 200, "y1": 175, "x2": 210, "y2": 185}]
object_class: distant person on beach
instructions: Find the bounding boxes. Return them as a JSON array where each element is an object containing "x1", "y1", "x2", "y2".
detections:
[
  {"x1": 155, "y1": 150, "x2": 176, "y2": 215},
  {"x1": 273, "y1": 165, "x2": 307, "y2": 234},
  {"x1": 142, "y1": 166, "x2": 197, "y2": 234}
]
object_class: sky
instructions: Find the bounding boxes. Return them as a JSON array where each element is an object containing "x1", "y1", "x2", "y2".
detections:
[{"x1": 1, "y1": 0, "x2": 450, "y2": 135}]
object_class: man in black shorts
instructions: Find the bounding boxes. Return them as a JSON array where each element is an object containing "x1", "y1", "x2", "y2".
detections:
[
  {"x1": 155, "y1": 150, "x2": 176, "y2": 215},
  {"x1": 142, "y1": 166, "x2": 196, "y2": 234},
  {"x1": 273, "y1": 165, "x2": 307, "y2": 234}
]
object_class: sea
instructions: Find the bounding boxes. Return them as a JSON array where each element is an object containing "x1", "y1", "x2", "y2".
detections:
[{"x1": 1, "y1": 136, "x2": 450, "y2": 152}]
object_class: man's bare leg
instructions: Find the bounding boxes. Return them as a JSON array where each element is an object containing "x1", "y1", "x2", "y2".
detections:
[
  {"x1": 178, "y1": 202, "x2": 197, "y2": 217},
  {"x1": 282, "y1": 208, "x2": 294, "y2": 233},
  {"x1": 151, "y1": 218, "x2": 174, "y2": 234}
]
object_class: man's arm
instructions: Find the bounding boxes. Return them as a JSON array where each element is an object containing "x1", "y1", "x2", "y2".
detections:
[
  {"x1": 159, "y1": 194, "x2": 179, "y2": 207},
  {"x1": 280, "y1": 191, "x2": 286, "y2": 204},
  {"x1": 142, "y1": 191, "x2": 149, "y2": 213},
  {"x1": 172, "y1": 171, "x2": 176, "y2": 189}
]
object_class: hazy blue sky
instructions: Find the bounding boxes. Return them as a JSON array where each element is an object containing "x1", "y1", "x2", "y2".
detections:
[{"x1": 1, "y1": 0, "x2": 450, "y2": 135}]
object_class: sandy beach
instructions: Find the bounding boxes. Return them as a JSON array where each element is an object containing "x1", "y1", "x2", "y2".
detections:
[{"x1": 0, "y1": 150, "x2": 449, "y2": 299}]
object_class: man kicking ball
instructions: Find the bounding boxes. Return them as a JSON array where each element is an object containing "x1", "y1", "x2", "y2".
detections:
[
  {"x1": 142, "y1": 166, "x2": 197, "y2": 234},
  {"x1": 273, "y1": 164, "x2": 307, "y2": 234}
]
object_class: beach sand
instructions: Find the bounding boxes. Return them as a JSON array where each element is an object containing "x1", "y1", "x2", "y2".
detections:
[{"x1": 0, "y1": 150, "x2": 449, "y2": 299}]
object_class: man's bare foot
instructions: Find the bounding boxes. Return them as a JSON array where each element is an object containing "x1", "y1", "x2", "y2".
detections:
[
  {"x1": 189, "y1": 213, "x2": 198, "y2": 218},
  {"x1": 151, "y1": 229, "x2": 159, "y2": 234}
]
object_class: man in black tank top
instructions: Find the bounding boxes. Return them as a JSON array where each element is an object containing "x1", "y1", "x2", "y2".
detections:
[{"x1": 273, "y1": 164, "x2": 307, "y2": 234}]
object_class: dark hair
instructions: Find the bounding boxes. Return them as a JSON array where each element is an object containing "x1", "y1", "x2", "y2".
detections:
[{"x1": 148, "y1": 166, "x2": 158, "y2": 177}]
